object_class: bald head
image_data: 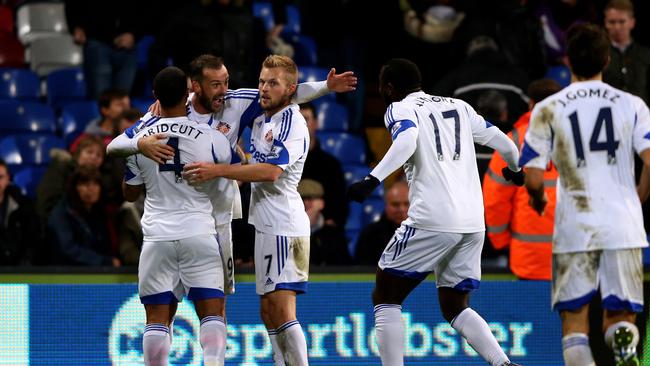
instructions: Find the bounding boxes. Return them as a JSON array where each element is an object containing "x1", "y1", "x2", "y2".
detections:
[{"x1": 385, "y1": 181, "x2": 409, "y2": 225}]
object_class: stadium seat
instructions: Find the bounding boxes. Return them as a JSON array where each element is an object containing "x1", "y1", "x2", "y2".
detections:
[
  {"x1": 292, "y1": 35, "x2": 317, "y2": 66},
  {"x1": 317, "y1": 101, "x2": 349, "y2": 131},
  {"x1": 345, "y1": 202, "x2": 363, "y2": 231},
  {"x1": 0, "y1": 100, "x2": 56, "y2": 133},
  {"x1": 252, "y1": 1, "x2": 274, "y2": 31},
  {"x1": 0, "y1": 33, "x2": 25, "y2": 68},
  {"x1": 16, "y1": 2, "x2": 68, "y2": 44},
  {"x1": 298, "y1": 66, "x2": 329, "y2": 83},
  {"x1": 545, "y1": 65, "x2": 571, "y2": 88},
  {"x1": 29, "y1": 35, "x2": 83, "y2": 76},
  {"x1": 362, "y1": 198, "x2": 384, "y2": 225},
  {"x1": 345, "y1": 229, "x2": 360, "y2": 258},
  {"x1": 0, "y1": 133, "x2": 64, "y2": 167},
  {"x1": 0, "y1": 68, "x2": 40, "y2": 100},
  {"x1": 0, "y1": 5, "x2": 13, "y2": 35},
  {"x1": 46, "y1": 67, "x2": 86, "y2": 109},
  {"x1": 131, "y1": 98, "x2": 154, "y2": 114},
  {"x1": 342, "y1": 164, "x2": 384, "y2": 198},
  {"x1": 59, "y1": 101, "x2": 100, "y2": 147},
  {"x1": 12, "y1": 165, "x2": 47, "y2": 198},
  {"x1": 282, "y1": 5, "x2": 301, "y2": 38},
  {"x1": 317, "y1": 132, "x2": 366, "y2": 165},
  {"x1": 136, "y1": 35, "x2": 155, "y2": 71}
]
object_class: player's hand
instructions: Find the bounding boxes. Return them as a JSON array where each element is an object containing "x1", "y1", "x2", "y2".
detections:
[
  {"x1": 501, "y1": 167, "x2": 525, "y2": 186},
  {"x1": 347, "y1": 175, "x2": 380, "y2": 202},
  {"x1": 137, "y1": 134, "x2": 174, "y2": 164},
  {"x1": 529, "y1": 191, "x2": 548, "y2": 216},
  {"x1": 148, "y1": 100, "x2": 161, "y2": 116},
  {"x1": 183, "y1": 162, "x2": 223, "y2": 184},
  {"x1": 326, "y1": 68, "x2": 357, "y2": 93}
]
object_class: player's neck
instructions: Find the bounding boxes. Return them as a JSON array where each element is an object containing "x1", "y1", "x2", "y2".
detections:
[
  {"x1": 572, "y1": 73, "x2": 602, "y2": 83},
  {"x1": 264, "y1": 102, "x2": 291, "y2": 118},
  {"x1": 191, "y1": 94, "x2": 210, "y2": 115},
  {"x1": 160, "y1": 105, "x2": 187, "y2": 118}
]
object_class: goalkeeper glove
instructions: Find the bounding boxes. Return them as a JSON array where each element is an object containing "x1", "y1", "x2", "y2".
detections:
[
  {"x1": 347, "y1": 175, "x2": 380, "y2": 202},
  {"x1": 501, "y1": 167, "x2": 525, "y2": 187}
]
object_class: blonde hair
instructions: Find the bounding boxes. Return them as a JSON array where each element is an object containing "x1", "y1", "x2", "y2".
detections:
[{"x1": 262, "y1": 55, "x2": 298, "y2": 85}]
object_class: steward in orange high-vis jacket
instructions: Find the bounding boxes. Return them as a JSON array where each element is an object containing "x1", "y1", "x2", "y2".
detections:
[{"x1": 482, "y1": 79, "x2": 562, "y2": 280}]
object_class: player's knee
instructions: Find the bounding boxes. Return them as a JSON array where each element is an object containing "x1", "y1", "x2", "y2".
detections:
[{"x1": 371, "y1": 286, "x2": 401, "y2": 306}]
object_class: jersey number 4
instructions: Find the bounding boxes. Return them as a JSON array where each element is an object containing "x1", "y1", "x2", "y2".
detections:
[
  {"x1": 429, "y1": 109, "x2": 461, "y2": 161},
  {"x1": 158, "y1": 137, "x2": 185, "y2": 183},
  {"x1": 569, "y1": 107, "x2": 619, "y2": 167}
]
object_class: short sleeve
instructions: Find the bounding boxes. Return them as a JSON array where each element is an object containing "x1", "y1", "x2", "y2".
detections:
[
  {"x1": 632, "y1": 96, "x2": 650, "y2": 154},
  {"x1": 520, "y1": 103, "x2": 553, "y2": 169},
  {"x1": 267, "y1": 116, "x2": 307, "y2": 170},
  {"x1": 124, "y1": 155, "x2": 143, "y2": 185},
  {"x1": 462, "y1": 101, "x2": 500, "y2": 145},
  {"x1": 384, "y1": 102, "x2": 418, "y2": 140}
]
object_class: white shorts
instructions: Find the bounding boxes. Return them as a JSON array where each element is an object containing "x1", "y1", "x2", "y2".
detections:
[
  {"x1": 216, "y1": 223, "x2": 235, "y2": 295},
  {"x1": 254, "y1": 230, "x2": 310, "y2": 295},
  {"x1": 552, "y1": 249, "x2": 644, "y2": 312},
  {"x1": 378, "y1": 225, "x2": 483, "y2": 291},
  {"x1": 138, "y1": 234, "x2": 224, "y2": 304}
]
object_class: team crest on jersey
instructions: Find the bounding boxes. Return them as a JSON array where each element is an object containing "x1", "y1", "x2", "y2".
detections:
[
  {"x1": 216, "y1": 121, "x2": 231, "y2": 134},
  {"x1": 265, "y1": 130, "x2": 273, "y2": 142}
]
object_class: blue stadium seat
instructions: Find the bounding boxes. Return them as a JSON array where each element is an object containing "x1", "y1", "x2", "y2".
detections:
[
  {"x1": 12, "y1": 165, "x2": 46, "y2": 198},
  {"x1": 346, "y1": 202, "x2": 363, "y2": 231},
  {"x1": 292, "y1": 35, "x2": 317, "y2": 66},
  {"x1": 342, "y1": 164, "x2": 384, "y2": 198},
  {"x1": 252, "y1": 1, "x2": 274, "y2": 31},
  {"x1": 0, "y1": 68, "x2": 40, "y2": 101},
  {"x1": 46, "y1": 67, "x2": 86, "y2": 109},
  {"x1": 136, "y1": 35, "x2": 155, "y2": 71},
  {"x1": 282, "y1": 5, "x2": 301, "y2": 37},
  {"x1": 0, "y1": 100, "x2": 56, "y2": 133},
  {"x1": 59, "y1": 101, "x2": 100, "y2": 147},
  {"x1": 131, "y1": 98, "x2": 155, "y2": 114},
  {"x1": 0, "y1": 133, "x2": 64, "y2": 166},
  {"x1": 298, "y1": 66, "x2": 328, "y2": 83},
  {"x1": 545, "y1": 65, "x2": 571, "y2": 88},
  {"x1": 317, "y1": 132, "x2": 366, "y2": 165},
  {"x1": 362, "y1": 198, "x2": 385, "y2": 225},
  {"x1": 345, "y1": 229, "x2": 360, "y2": 258},
  {"x1": 317, "y1": 101, "x2": 349, "y2": 131}
]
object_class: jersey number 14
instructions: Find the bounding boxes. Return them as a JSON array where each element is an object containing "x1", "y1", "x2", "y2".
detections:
[{"x1": 569, "y1": 107, "x2": 619, "y2": 167}]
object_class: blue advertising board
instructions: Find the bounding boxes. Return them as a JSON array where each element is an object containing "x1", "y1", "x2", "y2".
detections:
[{"x1": 0, "y1": 281, "x2": 562, "y2": 365}]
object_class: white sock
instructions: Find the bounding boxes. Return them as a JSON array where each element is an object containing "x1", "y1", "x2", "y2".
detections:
[
  {"x1": 562, "y1": 333, "x2": 594, "y2": 366},
  {"x1": 374, "y1": 304, "x2": 404, "y2": 366},
  {"x1": 451, "y1": 308, "x2": 509, "y2": 366},
  {"x1": 143, "y1": 323, "x2": 170, "y2": 366},
  {"x1": 276, "y1": 320, "x2": 309, "y2": 366},
  {"x1": 268, "y1": 329, "x2": 286, "y2": 365},
  {"x1": 169, "y1": 316, "x2": 175, "y2": 344},
  {"x1": 604, "y1": 321, "x2": 639, "y2": 359},
  {"x1": 200, "y1": 316, "x2": 227, "y2": 366}
]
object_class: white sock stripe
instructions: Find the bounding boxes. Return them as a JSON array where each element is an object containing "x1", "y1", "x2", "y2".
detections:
[
  {"x1": 563, "y1": 337, "x2": 589, "y2": 349},
  {"x1": 276, "y1": 320, "x2": 300, "y2": 333},
  {"x1": 373, "y1": 304, "x2": 402, "y2": 313},
  {"x1": 145, "y1": 324, "x2": 169, "y2": 334},
  {"x1": 267, "y1": 328, "x2": 277, "y2": 335},
  {"x1": 201, "y1": 315, "x2": 225, "y2": 325}
]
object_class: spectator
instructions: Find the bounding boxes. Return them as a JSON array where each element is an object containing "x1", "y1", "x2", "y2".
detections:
[
  {"x1": 354, "y1": 180, "x2": 409, "y2": 265},
  {"x1": 37, "y1": 135, "x2": 105, "y2": 224},
  {"x1": 0, "y1": 160, "x2": 39, "y2": 265},
  {"x1": 47, "y1": 166, "x2": 120, "y2": 266},
  {"x1": 602, "y1": 0, "x2": 650, "y2": 104},
  {"x1": 483, "y1": 78, "x2": 561, "y2": 281},
  {"x1": 299, "y1": 102, "x2": 348, "y2": 227},
  {"x1": 298, "y1": 179, "x2": 350, "y2": 266},
  {"x1": 117, "y1": 108, "x2": 144, "y2": 134},
  {"x1": 116, "y1": 193, "x2": 144, "y2": 266},
  {"x1": 70, "y1": 88, "x2": 130, "y2": 151},
  {"x1": 65, "y1": 0, "x2": 141, "y2": 98}
]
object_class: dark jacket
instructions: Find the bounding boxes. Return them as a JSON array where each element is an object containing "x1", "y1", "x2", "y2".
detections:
[
  {"x1": 0, "y1": 185, "x2": 39, "y2": 265},
  {"x1": 310, "y1": 225, "x2": 351, "y2": 266},
  {"x1": 47, "y1": 198, "x2": 114, "y2": 266},
  {"x1": 302, "y1": 141, "x2": 348, "y2": 228},
  {"x1": 603, "y1": 41, "x2": 650, "y2": 104},
  {"x1": 354, "y1": 214, "x2": 400, "y2": 265}
]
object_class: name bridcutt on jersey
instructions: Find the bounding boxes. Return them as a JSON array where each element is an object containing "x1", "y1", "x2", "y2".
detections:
[
  {"x1": 248, "y1": 104, "x2": 310, "y2": 237},
  {"x1": 124, "y1": 116, "x2": 231, "y2": 242},
  {"x1": 388, "y1": 91, "x2": 502, "y2": 233},
  {"x1": 521, "y1": 80, "x2": 650, "y2": 253}
]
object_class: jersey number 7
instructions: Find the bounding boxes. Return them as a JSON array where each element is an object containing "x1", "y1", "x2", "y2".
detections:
[{"x1": 159, "y1": 137, "x2": 185, "y2": 183}]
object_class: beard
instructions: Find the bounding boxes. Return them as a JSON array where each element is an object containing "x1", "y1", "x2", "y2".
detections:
[
  {"x1": 196, "y1": 90, "x2": 219, "y2": 112},
  {"x1": 261, "y1": 91, "x2": 293, "y2": 111}
]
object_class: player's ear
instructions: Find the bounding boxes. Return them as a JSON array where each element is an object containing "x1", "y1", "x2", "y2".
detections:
[{"x1": 191, "y1": 79, "x2": 201, "y2": 93}]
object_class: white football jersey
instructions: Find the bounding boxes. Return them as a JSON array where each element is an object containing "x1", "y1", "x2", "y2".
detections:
[
  {"x1": 248, "y1": 104, "x2": 310, "y2": 236},
  {"x1": 522, "y1": 80, "x2": 650, "y2": 253},
  {"x1": 124, "y1": 116, "x2": 231, "y2": 241},
  {"x1": 388, "y1": 91, "x2": 502, "y2": 232}
]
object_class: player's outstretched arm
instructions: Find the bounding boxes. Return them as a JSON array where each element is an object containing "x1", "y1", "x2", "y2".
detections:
[
  {"x1": 183, "y1": 162, "x2": 282, "y2": 184},
  {"x1": 293, "y1": 68, "x2": 357, "y2": 103},
  {"x1": 107, "y1": 132, "x2": 175, "y2": 164}
]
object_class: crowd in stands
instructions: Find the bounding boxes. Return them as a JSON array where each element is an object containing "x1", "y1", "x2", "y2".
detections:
[{"x1": 0, "y1": 0, "x2": 649, "y2": 271}]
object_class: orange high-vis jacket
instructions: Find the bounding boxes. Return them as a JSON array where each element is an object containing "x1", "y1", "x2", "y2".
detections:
[{"x1": 482, "y1": 111, "x2": 557, "y2": 280}]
